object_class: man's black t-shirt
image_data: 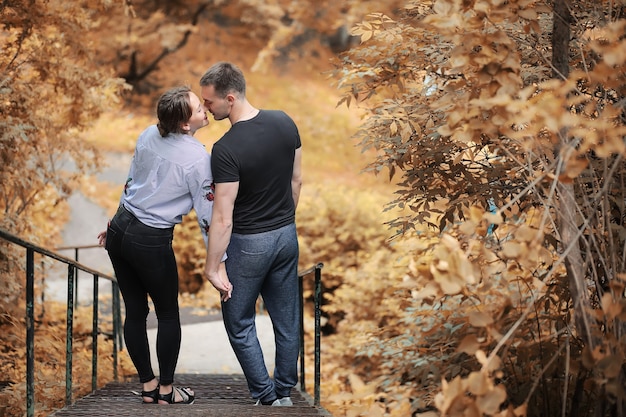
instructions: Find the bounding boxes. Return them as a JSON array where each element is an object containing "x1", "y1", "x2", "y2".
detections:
[{"x1": 211, "y1": 110, "x2": 301, "y2": 234}]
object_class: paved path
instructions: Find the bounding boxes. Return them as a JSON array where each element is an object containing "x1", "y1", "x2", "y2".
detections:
[{"x1": 147, "y1": 313, "x2": 276, "y2": 374}]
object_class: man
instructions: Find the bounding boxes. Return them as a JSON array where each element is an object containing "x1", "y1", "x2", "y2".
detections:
[{"x1": 200, "y1": 62, "x2": 303, "y2": 406}]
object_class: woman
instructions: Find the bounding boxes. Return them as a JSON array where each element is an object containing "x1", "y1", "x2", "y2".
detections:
[{"x1": 98, "y1": 86, "x2": 227, "y2": 404}]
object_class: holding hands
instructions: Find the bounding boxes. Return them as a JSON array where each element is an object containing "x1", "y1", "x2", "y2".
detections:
[{"x1": 205, "y1": 262, "x2": 232, "y2": 302}]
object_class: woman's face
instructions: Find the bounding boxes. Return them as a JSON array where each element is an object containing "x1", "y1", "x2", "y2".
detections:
[{"x1": 186, "y1": 92, "x2": 209, "y2": 135}]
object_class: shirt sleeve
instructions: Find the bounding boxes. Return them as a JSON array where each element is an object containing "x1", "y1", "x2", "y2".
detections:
[
  {"x1": 211, "y1": 141, "x2": 240, "y2": 184},
  {"x1": 119, "y1": 150, "x2": 137, "y2": 205},
  {"x1": 188, "y1": 154, "x2": 214, "y2": 248},
  {"x1": 187, "y1": 154, "x2": 228, "y2": 262}
]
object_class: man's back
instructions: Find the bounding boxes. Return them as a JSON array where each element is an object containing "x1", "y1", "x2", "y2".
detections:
[{"x1": 211, "y1": 110, "x2": 301, "y2": 234}]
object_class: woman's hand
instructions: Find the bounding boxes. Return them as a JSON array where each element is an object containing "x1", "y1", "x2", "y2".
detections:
[
  {"x1": 97, "y1": 230, "x2": 107, "y2": 246},
  {"x1": 98, "y1": 220, "x2": 111, "y2": 247}
]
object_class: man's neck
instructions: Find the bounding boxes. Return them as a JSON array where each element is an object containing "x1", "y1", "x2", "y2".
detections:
[{"x1": 230, "y1": 100, "x2": 259, "y2": 125}]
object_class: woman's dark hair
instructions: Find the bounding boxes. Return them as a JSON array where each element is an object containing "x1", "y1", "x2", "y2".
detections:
[{"x1": 156, "y1": 86, "x2": 192, "y2": 137}]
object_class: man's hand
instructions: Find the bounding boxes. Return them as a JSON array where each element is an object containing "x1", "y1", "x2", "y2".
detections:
[{"x1": 205, "y1": 261, "x2": 232, "y2": 302}]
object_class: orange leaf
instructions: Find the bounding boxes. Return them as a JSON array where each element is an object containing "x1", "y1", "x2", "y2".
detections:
[
  {"x1": 469, "y1": 311, "x2": 494, "y2": 327},
  {"x1": 477, "y1": 384, "x2": 507, "y2": 415},
  {"x1": 457, "y1": 334, "x2": 480, "y2": 355}
]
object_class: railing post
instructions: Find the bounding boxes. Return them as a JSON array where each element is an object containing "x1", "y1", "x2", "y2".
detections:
[
  {"x1": 112, "y1": 281, "x2": 121, "y2": 381},
  {"x1": 39, "y1": 259, "x2": 46, "y2": 321},
  {"x1": 92, "y1": 274, "x2": 99, "y2": 391},
  {"x1": 0, "y1": 229, "x2": 120, "y2": 416},
  {"x1": 314, "y1": 265, "x2": 322, "y2": 407},
  {"x1": 66, "y1": 265, "x2": 75, "y2": 405},
  {"x1": 26, "y1": 248, "x2": 35, "y2": 417},
  {"x1": 74, "y1": 248, "x2": 79, "y2": 307},
  {"x1": 297, "y1": 263, "x2": 323, "y2": 406},
  {"x1": 299, "y1": 275, "x2": 306, "y2": 392}
]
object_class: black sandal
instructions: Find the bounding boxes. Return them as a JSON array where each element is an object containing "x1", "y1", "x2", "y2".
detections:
[
  {"x1": 158, "y1": 386, "x2": 195, "y2": 405},
  {"x1": 141, "y1": 385, "x2": 159, "y2": 404}
]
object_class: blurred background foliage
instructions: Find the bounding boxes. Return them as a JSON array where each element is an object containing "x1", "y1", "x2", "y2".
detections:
[{"x1": 3, "y1": 1, "x2": 626, "y2": 416}]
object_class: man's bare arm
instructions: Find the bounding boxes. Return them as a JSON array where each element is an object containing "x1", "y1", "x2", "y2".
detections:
[{"x1": 292, "y1": 147, "x2": 302, "y2": 209}]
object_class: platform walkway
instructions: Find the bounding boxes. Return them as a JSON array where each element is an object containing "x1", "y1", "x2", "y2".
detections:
[
  {"x1": 49, "y1": 374, "x2": 331, "y2": 417},
  {"x1": 46, "y1": 314, "x2": 330, "y2": 416}
]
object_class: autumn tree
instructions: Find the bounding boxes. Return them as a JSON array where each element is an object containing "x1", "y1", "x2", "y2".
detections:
[
  {"x1": 77, "y1": 0, "x2": 408, "y2": 95},
  {"x1": 329, "y1": 0, "x2": 626, "y2": 416},
  {"x1": 0, "y1": 0, "x2": 128, "y2": 309},
  {"x1": 0, "y1": 1, "x2": 132, "y2": 415}
]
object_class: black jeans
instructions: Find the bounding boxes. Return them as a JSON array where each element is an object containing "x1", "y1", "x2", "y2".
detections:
[{"x1": 105, "y1": 205, "x2": 180, "y2": 385}]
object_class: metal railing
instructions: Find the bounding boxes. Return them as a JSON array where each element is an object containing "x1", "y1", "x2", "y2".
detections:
[
  {"x1": 298, "y1": 262, "x2": 324, "y2": 407},
  {"x1": 1, "y1": 227, "x2": 325, "y2": 412},
  {"x1": 54, "y1": 244, "x2": 104, "y2": 309},
  {"x1": 0, "y1": 228, "x2": 122, "y2": 417}
]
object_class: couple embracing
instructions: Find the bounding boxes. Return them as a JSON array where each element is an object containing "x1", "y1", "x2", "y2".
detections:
[{"x1": 98, "y1": 62, "x2": 302, "y2": 407}]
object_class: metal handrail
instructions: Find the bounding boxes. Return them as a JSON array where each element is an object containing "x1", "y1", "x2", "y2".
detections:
[
  {"x1": 298, "y1": 262, "x2": 324, "y2": 407},
  {"x1": 0, "y1": 228, "x2": 122, "y2": 417},
  {"x1": 55, "y1": 244, "x2": 103, "y2": 309},
  {"x1": 1, "y1": 226, "x2": 324, "y2": 412}
]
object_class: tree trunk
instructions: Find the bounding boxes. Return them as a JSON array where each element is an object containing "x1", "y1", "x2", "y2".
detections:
[
  {"x1": 552, "y1": 0, "x2": 596, "y2": 349},
  {"x1": 557, "y1": 182, "x2": 595, "y2": 348},
  {"x1": 552, "y1": 0, "x2": 571, "y2": 79}
]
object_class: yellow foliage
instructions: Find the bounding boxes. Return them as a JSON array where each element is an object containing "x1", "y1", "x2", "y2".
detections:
[
  {"x1": 6, "y1": 1, "x2": 626, "y2": 416},
  {"x1": 326, "y1": 0, "x2": 626, "y2": 413},
  {"x1": 0, "y1": 303, "x2": 134, "y2": 417}
]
